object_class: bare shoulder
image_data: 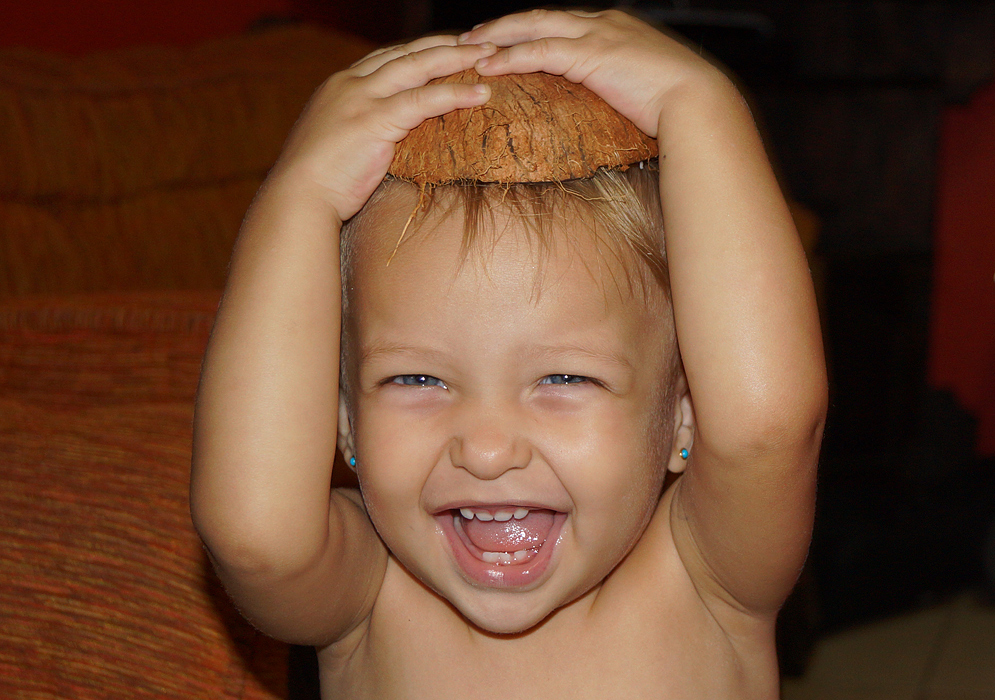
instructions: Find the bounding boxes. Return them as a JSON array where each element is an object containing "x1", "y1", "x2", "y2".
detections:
[
  {"x1": 605, "y1": 484, "x2": 782, "y2": 674},
  {"x1": 568, "y1": 485, "x2": 783, "y2": 697},
  {"x1": 316, "y1": 554, "x2": 476, "y2": 697}
]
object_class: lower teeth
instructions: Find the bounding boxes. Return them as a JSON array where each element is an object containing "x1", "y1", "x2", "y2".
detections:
[{"x1": 481, "y1": 549, "x2": 531, "y2": 565}]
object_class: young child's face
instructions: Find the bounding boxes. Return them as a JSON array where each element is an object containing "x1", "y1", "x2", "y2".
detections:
[{"x1": 342, "y1": 187, "x2": 682, "y2": 634}]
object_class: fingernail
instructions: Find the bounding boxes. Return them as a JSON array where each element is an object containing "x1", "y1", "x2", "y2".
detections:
[
  {"x1": 457, "y1": 31, "x2": 470, "y2": 43},
  {"x1": 476, "y1": 57, "x2": 490, "y2": 69},
  {"x1": 473, "y1": 84, "x2": 489, "y2": 96},
  {"x1": 472, "y1": 23, "x2": 484, "y2": 30},
  {"x1": 480, "y1": 42, "x2": 496, "y2": 52}
]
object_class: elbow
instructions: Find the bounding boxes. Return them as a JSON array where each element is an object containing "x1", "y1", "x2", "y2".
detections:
[
  {"x1": 754, "y1": 381, "x2": 827, "y2": 466},
  {"x1": 195, "y1": 521, "x2": 331, "y2": 587},
  {"x1": 795, "y1": 369, "x2": 829, "y2": 455},
  {"x1": 190, "y1": 498, "x2": 273, "y2": 579},
  {"x1": 190, "y1": 493, "x2": 328, "y2": 583},
  {"x1": 720, "y1": 373, "x2": 828, "y2": 466}
]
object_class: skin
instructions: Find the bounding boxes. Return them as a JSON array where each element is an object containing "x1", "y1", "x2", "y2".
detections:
[
  {"x1": 340, "y1": 186, "x2": 681, "y2": 635},
  {"x1": 191, "y1": 9, "x2": 827, "y2": 699}
]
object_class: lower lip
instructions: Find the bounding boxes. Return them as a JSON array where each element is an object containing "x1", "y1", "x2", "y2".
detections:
[{"x1": 436, "y1": 511, "x2": 566, "y2": 589}]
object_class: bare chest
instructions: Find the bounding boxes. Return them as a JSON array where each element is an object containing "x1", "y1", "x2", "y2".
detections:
[{"x1": 317, "y1": 570, "x2": 777, "y2": 700}]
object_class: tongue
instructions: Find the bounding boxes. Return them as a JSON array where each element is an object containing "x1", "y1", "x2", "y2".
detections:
[{"x1": 462, "y1": 510, "x2": 555, "y2": 552}]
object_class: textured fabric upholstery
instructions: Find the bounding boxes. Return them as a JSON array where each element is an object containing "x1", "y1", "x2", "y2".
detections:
[
  {"x1": 0, "y1": 291, "x2": 293, "y2": 699},
  {"x1": 0, "y1": 25, "x2": 372, "y2": 297},
  {"x1": 0, "y1": 26, "x2": 374, "y2": 696}
]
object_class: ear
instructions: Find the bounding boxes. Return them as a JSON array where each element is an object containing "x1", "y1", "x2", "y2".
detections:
[
  {"x1": 337, "y1": 393, "x2": 356, "y2": 471},
  {"x1": 668, "y1": 372, "x2": 695, "y2": 475}
]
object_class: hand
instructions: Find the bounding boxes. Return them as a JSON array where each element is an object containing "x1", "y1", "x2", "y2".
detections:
[
  {"x1": 271, "y1": 36, "x2": 498, "y2": 224},
  {"x1": 459, "y1": 9, "x2": 727, "y2": 139}
]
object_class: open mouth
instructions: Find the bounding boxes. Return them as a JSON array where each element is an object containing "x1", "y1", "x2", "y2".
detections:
[{"x1": 437, "y1": 505, "x2": 566, "y2": 588}]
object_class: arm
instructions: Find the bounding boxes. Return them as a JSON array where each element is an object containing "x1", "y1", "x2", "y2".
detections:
[
  {"x1": 463, "y1": 9, "x2": 827, "y2": 617},
  {"x1": 189, "y1": 36, "x2": 497, "y2": 645},
  {"x1": 653, "y1": 74, "x2": 826, "y2": 617}
]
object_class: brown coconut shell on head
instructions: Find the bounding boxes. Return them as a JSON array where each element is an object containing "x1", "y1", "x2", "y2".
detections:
[{"x1": 389, "y1": 69, "x2": 657, "y2": 185}]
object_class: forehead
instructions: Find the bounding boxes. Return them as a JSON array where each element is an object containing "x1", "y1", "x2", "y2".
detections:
[
  {"x1": 344, "y1": 186, "x2": 674, "y2": 368},
  {"x1": 348, "y1": 183, "x2": 664, "y2": 306}
]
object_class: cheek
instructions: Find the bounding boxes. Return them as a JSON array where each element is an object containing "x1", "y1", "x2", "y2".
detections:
[
  {"x1": 611, "y1": 401, "x2": 672, "y2": 514},
  {"x1": 644, "y1": 396, "x2": 675, "y2": 475},
  {"x1": 351, "y1": 411, "x2": 408, "y2": 515},
  {"x1": 351, "y1": 403, "x2": 443, "y2": 513},
  {"x1": 353, "y1": 457, "x2": 421, "y2": 561},
  {"x1": 547, "y1": 404, "x2": 663, "y2": 509}
]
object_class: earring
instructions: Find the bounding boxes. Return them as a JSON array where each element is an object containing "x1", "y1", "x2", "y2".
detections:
[
  {"x1": 679, "y1": 448, "x2": 689, "y2": 460},
  {"x1": 349, "y1": 456, "x2": 356, "y2": 467}
]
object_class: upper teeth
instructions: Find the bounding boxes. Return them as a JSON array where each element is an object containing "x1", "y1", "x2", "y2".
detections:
[{"x1": 460, "y1": 507, "x2": 530, "y2": 522}]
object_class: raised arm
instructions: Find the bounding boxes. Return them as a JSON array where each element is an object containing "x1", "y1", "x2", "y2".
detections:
[
  {"x1": 189, "y1": 37, "x2": 497, "y2": 645},
  {"x1": 652, "y1": 69, "x2": 826, "y2": 617},
  {"x1": 463, "y1": 9, "x2": 827, "y2": 617}
]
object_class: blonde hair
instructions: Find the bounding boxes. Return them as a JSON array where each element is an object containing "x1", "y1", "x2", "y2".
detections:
[{"x1": 341, "y1": 160, "x2": 667, "y2": 299}]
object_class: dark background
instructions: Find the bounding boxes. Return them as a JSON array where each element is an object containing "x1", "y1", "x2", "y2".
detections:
[{"x1": 3, "y1": 0, "x2": 993, "y2": 683}]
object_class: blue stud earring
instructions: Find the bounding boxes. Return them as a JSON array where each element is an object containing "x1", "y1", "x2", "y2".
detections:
[
  {"x1": 349, "y1": 456, "x2": 356, "y2": 467},
  {"x1": 680, "y1": 448, "x2": 689, "y2": 460}
]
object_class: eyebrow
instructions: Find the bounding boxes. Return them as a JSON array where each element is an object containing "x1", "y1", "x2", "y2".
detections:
[
  {"x1": 525, "y1": 343, "x2": 635, "y2": 372},
  {"x1": 359, "y1": 341, "x2": 634, "y2": 372},
  {"x1": 359, "y1": 341, "x2": 450, "y2": 366}
]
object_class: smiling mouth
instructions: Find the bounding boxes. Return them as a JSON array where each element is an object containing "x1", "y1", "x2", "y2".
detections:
[
  {"x1": 433, "y1": 504, "x2": 567, "y2": 588},
  {"x1": 452, "y1": 506, "x2": 557, "y2": 566}
]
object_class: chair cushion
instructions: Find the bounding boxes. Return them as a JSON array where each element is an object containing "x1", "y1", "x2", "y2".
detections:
[
  {"x1": 0, "y1": 25, "x2": 372, "y2": 297},
  {"x1": 0, "y1": 291, "x2": 288, "y2": 699}
]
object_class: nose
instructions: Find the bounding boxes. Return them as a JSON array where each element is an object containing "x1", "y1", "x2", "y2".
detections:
[{"x1": 449, "y1": 404, "x2": 531, "y2": 481}]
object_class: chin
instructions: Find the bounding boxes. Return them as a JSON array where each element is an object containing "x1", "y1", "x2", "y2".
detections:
[
  {"x1": 464, "y1": 607, "x2": 549, "y2": 636},
  {"x1": 445, "y1": 588, "x2": 554, "y2": 635}
]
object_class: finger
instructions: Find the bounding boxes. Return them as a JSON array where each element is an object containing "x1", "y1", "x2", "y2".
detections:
[
  {"x1": 361, "y1": 34, "x2": 458, "y2": 62},
  {"x1": 472, "y1": 37, "x2": 593, "y2": 84},
  {"x1": 458, "y1": 8, "x2": 595, "y2": 46},
  {"x1": 350, "y1": 34, "x2": 461, "y2": 76},
  {"x1": 375, "y1": 82, "x2": 492, "y2": 139},
  {"x1": 350, "y1": 44, "x2": 401, "y2": 68},
  {"x1": 367, "y1": 42, "x2": 497, "y2": 97},
  {"x1": 349, "y1": 45, "x2": 402, "y2": 70}
]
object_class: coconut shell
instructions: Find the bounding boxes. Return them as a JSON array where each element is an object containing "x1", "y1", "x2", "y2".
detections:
[{"x1": 389, "y1": 70, "x2": 657, "y2": 185}]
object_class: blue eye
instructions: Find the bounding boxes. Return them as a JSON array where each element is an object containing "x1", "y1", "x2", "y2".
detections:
[
  {"x1": 391, "y1": 375, "x2": 447, "y2": 388},
  {"x1": 541, "y1": 374, "x2": 589, "y2": 385}
]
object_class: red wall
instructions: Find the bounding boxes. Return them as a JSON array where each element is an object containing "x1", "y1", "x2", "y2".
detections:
[
  {"x1": 0, "y1": 0, "x2": 411, "y2": 53},
  {"x1": 0, "y1": 0, "x2": 295, "y2": 53},
  {"x1": 930, "y1": 79, "x2": 995, "y2": 457}
]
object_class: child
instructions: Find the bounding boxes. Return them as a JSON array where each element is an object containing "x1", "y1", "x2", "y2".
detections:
[{"x1": 191, "y1": 9, "x2": 827, "y2": 699}]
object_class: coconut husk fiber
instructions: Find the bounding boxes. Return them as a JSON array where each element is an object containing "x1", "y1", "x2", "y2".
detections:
[{"x1": 389, "y1": 69, "x2": 657, "y2": 185}]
